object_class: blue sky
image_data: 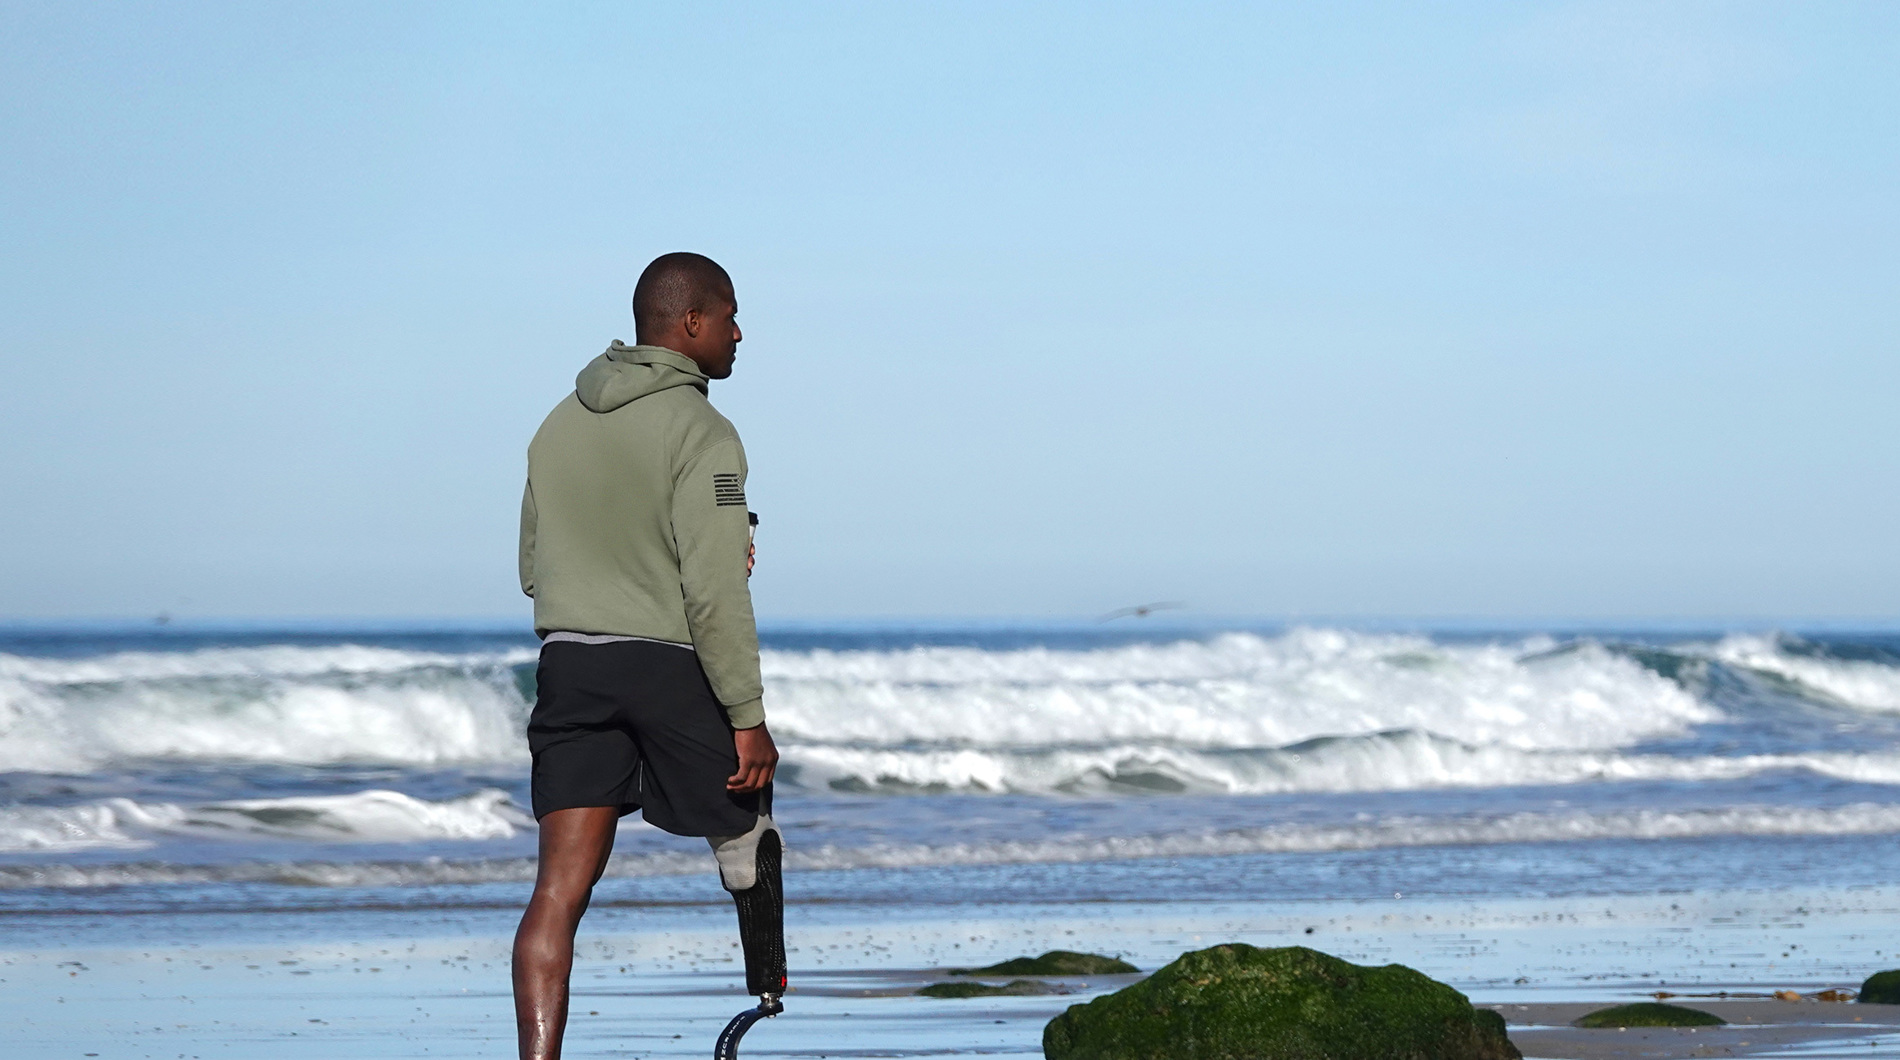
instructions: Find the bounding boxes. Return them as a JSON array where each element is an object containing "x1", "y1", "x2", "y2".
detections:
[{"x1": 3, "y1": 2, "x2": 1896, "y2": 623}]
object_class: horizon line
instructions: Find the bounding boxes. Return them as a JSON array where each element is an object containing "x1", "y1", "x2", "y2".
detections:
[{"x1": 2, "y1": 614, "x2": 1899, "y2": 635}]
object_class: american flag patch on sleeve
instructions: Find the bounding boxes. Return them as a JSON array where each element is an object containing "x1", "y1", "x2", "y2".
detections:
[{"x1": 713, "y1": 473, "x2": 746, "y2": 507}]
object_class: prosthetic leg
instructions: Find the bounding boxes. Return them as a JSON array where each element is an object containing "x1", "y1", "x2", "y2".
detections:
[{"x1": 708, "y1": 813, "x2": 785, "y2": 1060}]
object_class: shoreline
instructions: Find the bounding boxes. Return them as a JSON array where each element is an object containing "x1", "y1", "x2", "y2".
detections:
[
  {"x1": 8, "y1": 886, "x2": 1900, "y2": 1058},
  {"x1": 1494, "y1": 1001, "x2": 1900, "y2": 1059},
  {"x1": 8, "y1": 946, "x2": 1897, "y2": 1059}
]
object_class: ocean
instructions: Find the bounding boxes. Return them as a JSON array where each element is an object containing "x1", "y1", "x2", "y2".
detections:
[
  {"x1": 11, "y1": 623, "x2": 1900, "y2": 1058},
  {"x1": 6, "y1": 623, "x2": 1900, "y2": 918}
]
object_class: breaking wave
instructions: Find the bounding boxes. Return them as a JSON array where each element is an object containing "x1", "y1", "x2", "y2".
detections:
[
  {"x1": 763, "y1": 630, "x2": 1714, "y2": 752},
  {"x1": 1707, "y1": 634, "x2": 1900, "y2": 712},
  {"x1": 0, "y1": 645, "x2": 535, "y2": 772},
  {"x1": 14, "y1": 737, "x2": 1900, "y2": 857},
  {"x1": 5, "y1": 630, "x2": 1898, "y2": 796},
  {"x1": 0, "y1": 789, "x2": 532, "y2": 853},
  {"x1": 780, "y1": 731, "x2": 1900, "y2": 795}
]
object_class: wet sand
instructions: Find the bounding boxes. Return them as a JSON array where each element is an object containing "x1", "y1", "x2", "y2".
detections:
[
  {"x1": 10, "y1": 939, "x2": 1898, "y2": 1060},
  {"x1": 1492, "y1": 1000, "x2": 1900, "y2": 1059},
  {"x1": 7, "y1": 888, "x2": 1900, "y2": 1058}
]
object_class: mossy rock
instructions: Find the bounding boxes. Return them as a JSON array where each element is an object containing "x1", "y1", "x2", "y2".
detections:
[
  {"x1": 919, "y1": 979, "x2": 1053, "y2": 998},
  {"x1": 1573, "y1": 1003, "x2": 1725, "y2": 1028},
  {"x1": 1861, "y1": 970, "x2": 1900, "y2": 1004},
  {"x1": 1042, "y1": 944, "x2": 1519, "y2": 1060},
  {"x1": 958, "y1": 951, "x2": 1139, "y2": 976}
]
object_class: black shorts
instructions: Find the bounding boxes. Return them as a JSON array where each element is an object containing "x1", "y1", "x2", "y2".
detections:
[{"x1": 527, "y1": 639, "x2": 766, "y2": 836}]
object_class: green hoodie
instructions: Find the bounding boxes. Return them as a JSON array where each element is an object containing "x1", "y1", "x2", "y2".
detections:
[{"x1": 519, "y1": 342, "x2": 764, "y2": 728}]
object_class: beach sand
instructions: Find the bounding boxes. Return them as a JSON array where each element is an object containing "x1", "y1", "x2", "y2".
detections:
[
  {"x1": 7, "y1": 886, "x2": 1900, "y2": 1059},
  {"x1": 1496, "y1": 1001, "x2": 1900, "y2": 1059}
]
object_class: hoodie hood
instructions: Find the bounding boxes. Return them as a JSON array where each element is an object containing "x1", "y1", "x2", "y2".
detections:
[{"x1": 574, "y1": 342, "x2": 708, "y2": 413}]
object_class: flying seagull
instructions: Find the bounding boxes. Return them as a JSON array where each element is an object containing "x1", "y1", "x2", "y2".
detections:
[{"x1": 1099, "y1": 601, "x2": 1186, "y2": 622}]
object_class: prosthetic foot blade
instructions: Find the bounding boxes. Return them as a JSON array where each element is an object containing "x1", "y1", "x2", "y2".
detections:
[{"x1": 713, "y1": 996, "x2": 782, "y2": 1060}]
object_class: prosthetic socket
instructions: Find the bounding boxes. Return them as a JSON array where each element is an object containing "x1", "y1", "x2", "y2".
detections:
[{"x1": 707, "y1": 814, "x2": 786, "y2": 999}]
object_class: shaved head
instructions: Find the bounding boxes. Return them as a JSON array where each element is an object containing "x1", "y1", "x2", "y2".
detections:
[{"x1": 633, "y1": 252, "x2": 734, "y2": 345}]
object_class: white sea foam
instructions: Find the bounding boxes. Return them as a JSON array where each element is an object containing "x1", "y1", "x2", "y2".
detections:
[
  {"x1": 10, "y1": 801, "x2": 1900, "y2": 889},
  {"x1": 763, "y1": 630, "x2": 1714, "y2": 752},
  {"x1": 0, "y1": 789, "x2": 531, "y2": 853},
  {"x1": 0, "y1": 801, "x2": 160, "y2": 853}
]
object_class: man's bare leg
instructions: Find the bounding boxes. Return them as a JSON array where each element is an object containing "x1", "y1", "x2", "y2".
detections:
[{"x1": 513, "y1": 806, "x2": 619, "y2": 1060}]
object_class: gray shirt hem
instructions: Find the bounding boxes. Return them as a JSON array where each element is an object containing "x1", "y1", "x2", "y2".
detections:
[{"x1": 542, "y1": 631, "x2": 694, "y2": 650}]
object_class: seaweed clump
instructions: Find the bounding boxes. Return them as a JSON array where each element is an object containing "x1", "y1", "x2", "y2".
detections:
[
  {"x1": 1573, "y1": 1003, "x2": 1725, "y2": 1028},
  {"x1": 918, "y1": 979, "x2": 1053, "y2": 998},
  {"x1": 955, "y1": 951, "x2": 1138, "y2": 976}
]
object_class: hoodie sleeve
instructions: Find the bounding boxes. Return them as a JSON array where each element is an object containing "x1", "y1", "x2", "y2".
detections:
[
  {"x1": 518, "y1": 480, "x2": 537, "y2": 598},
  {"x1": 672, "y1": 437, "x2": 765, "y2": 728}
]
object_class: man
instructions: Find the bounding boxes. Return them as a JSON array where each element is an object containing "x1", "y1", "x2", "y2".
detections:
[{"x1": 514, "y1": 252, "x2": 784, "y2": 1060}]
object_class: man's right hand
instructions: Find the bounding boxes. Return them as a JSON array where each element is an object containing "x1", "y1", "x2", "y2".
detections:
[{"x1": 728, "y1": 723, "x2": 778, "y2": 793}]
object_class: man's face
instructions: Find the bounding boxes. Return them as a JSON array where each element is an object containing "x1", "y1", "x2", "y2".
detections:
[{"x1": 683, "y1": 287, "x2": 742, "y2": 379}]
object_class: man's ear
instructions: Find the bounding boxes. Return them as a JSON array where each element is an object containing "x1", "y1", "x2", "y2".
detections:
[{"x1": 681, "y1": 308, "x2": 702, "y2": 338}]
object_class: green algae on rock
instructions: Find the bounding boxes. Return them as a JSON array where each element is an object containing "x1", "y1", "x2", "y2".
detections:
[
  {"x1": 1573, "y1": 1003, "x2": 1725, "y2": 1028},
  {"x1": 918, "y1": 979, "x2": 1054, "y2": 998},
  {"x1": 1042, "y1": 944, "x2": 1519, "y2": 1060},
  {"x1": 1861, "y1": 970, "x2": 1900, "y2": 1004},
  {"x1": 956, "y1": 951, "x2": 1139, "y2": 976}
]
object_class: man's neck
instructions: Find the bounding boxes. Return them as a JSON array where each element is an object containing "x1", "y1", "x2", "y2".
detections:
[{"x1": 639, "y1": 334, "x2": 717, "y2": 377}]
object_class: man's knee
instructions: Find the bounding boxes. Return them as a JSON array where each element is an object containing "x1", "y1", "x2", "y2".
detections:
[
  {"x1": 528, "y1": 874, "x2": 598, "y2": 916},
  {"x1": 706, "y1": 814, "x2": 780, "y2": 891}
]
